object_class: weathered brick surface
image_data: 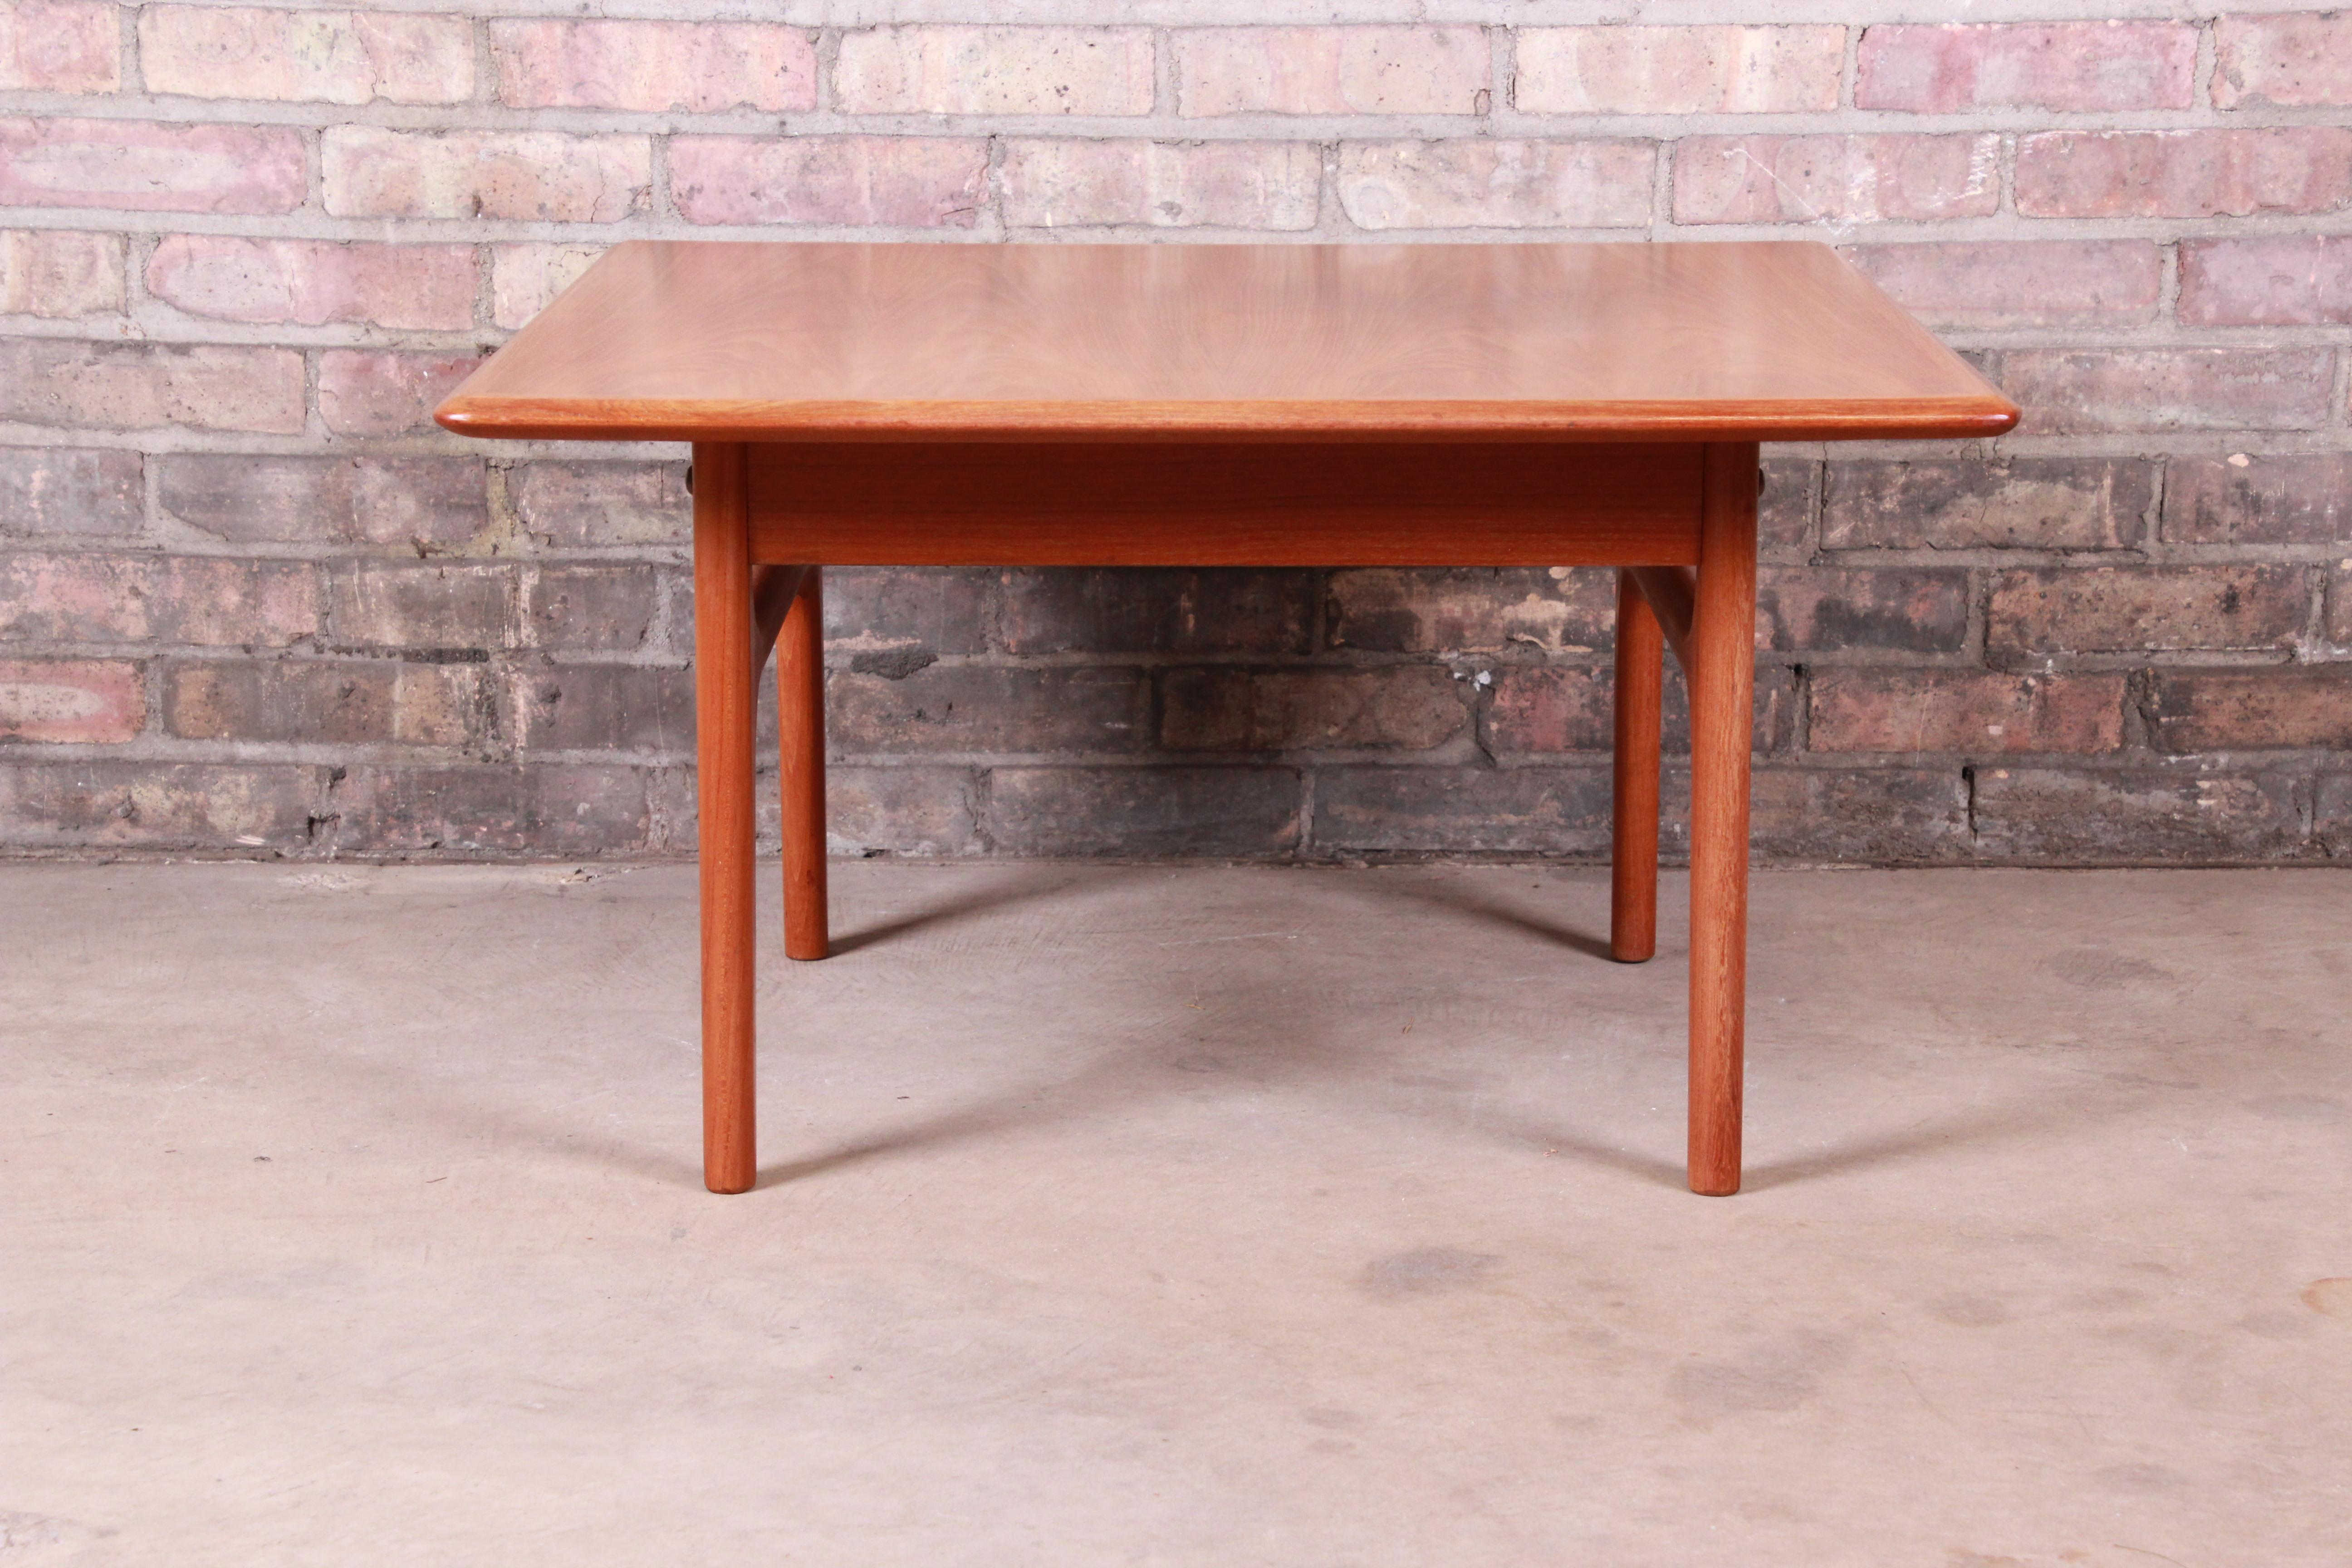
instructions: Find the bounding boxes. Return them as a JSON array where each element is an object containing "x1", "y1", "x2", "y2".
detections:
[
  {"x1": 0, "y1": 1, "x2": 118, "y2": 93},
  {"x1": 0, "y1": 658, "x2": 143, "y2": 743},
  {"x1": 490, "y1": 20, "x2": 815, "y2": 113},
  {"x1": 1518, "y1": 26, "x2": 1839, "y2": 115},
  {"x1": 1177, "y1": 27, "x2": 1486, "y2": 117},
  {"x1": 1988, "y1": 566, "x2": 2308, "y2": 658},
  {"x1": 0, "y1": 229, "x2": 123, "y2": 317},
  {"x1": 0, "y1": 6, "x2": 2343, "y2": 867},
  {"x1": 139, "y1": 7, "x2": 474, "y2": 104},
  {"x1": 1856, "y1": 23, "x2": 2196, "y2": 112},
  {"x1": 2162, "y1": 455, "x2": 2352, "y2": 546},
  {"x1": 1823, "y1": 458, "x2": 2152, "y2": 551}
]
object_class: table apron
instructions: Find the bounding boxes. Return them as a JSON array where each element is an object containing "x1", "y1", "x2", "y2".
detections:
[{"x1": 743, "y1": 441, "x2": 1704, "y2": 568}]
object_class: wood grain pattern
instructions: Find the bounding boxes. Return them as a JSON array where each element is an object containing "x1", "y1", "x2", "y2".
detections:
[
  {"x1": 692, "y1": 441, "x2": 758, "y2": 1196},
  {"x1": 1628, "y1": 566, "x2": 1696, "y2": 670},
  {"x1": 1611, "y1": 571, "x2": 1663, "y2": 966},
  {"x1": 779, "y1": 567, "x2": 829, "y2": 964},
  {"x1": 436, "y1": 240, "x2": 2018, "y2": 444},
  {"x1": 1687, "y1": 442, "x2": 1759, "y2": 1198},
  {"x1": 747, "y1": 442, "x2": 1704, "y2": 567}
]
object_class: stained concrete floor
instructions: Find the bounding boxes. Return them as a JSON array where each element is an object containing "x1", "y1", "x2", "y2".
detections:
[{"x1": 2, "y1": 861, "x2": 2348, "y2": 1566}]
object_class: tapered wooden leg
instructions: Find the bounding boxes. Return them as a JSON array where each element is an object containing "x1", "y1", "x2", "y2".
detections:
[
  {"x1": 1687, "y1": 442, "x2": 1759, "y2": 1197},
  {"x1": 779, "y1": 566, "x2": 829, "y2": 962},
  {"x1": 693, "y1": 441, "x2": 757, "y2": 1195},
  {"x1": 1612, "y1": 570, "x2": 1663, "y2": 964}
]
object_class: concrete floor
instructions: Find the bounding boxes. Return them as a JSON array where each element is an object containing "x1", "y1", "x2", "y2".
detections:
[{"x1": 1, "y1": 861, "x2": 2348, "y2": 1567}]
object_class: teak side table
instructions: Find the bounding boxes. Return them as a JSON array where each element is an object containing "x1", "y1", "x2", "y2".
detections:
[{"x1": 436, "y1": 240, "x2": 2018, "y2": 1197}]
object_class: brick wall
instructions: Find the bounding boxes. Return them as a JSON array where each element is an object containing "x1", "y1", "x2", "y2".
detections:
[{"x1": 2, "y1": 4, "x2": 2348, "y2": 864}]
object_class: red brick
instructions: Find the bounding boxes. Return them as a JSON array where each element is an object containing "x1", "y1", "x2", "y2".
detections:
[
  {"x1": 832, "y1": 666, "x2": 1149, "y2": 755},
  {"x1": 819, "y1": 766, "x2": 980, "y2": 857},
  {"x1": 1810, "y1": 670, "x2": 2125, "y2": 756},
  {"x1": 139, "y1": 6, "x2": 472, "y2": 103},
  {"x1": 1001, "y1": 140, "x2": 1320, "y2": 230},
  {"x1": 0, "y1": 339, "x2": 304, "y2": 434},
  {"x1": 1315, "y1": 765, "x2": 1608, "y2": 855},
  {"x1": 2179, "y1": 236, "x2": 2352, "y2": 327},
  {"x1": 1485, "y1": 663, "x2": 1793, "y2": 755},
  {"x1": 0, "y1": 658, "x2": 142, "y2": 742},
  {"x1": 0, "y1": 447, "x2": 142, "y2": 537},
  {"x1": 1161, "y1": 666, "x2": 1466, "y2": 751},
  {"x1": 167, "y1": 658, "x2": 482, "y2": 747},
  {"x1": 1338, "y1": 140, "x2": 1654, "y2": 230},
  {"x1": 1517, "y1": 25, "x2": 1840, "y2": 114},
  {"x1": 1857, "y1": 23, "x2": 2195, "y2": 112},
  {"x1": 984, "y1": 766, "x2": 1298, "y2": 857},
  {"x1": 838, "y1": 25, "x2": 1153, "y2": 116},
  {"x1": 0, "y1": 229, "x2": 122, "y2": 317},
  {"x1": 490, "y1": 19, "x2": 813, "y2": 112},
  {"x1": 670, "y1": 137, "x2": 987, "y2": 228},
  {"x1": 1988, "y1": 566, "x2": 2307, "y2": 658},
  {"x1": 826, "y1": 567, "x2": 992, "y2": 659},
  {"x1": 1756, "y1": 568, "x2": 1968, "y2": 653},
  {"x1": 318, "y1": 350, "x2": 484, "y2": 437},
  {"x1": 156, "y1": 454, "x2": 487, "y2": 547},
  {"x1": 2149, "y1": 669, "x2": 2352, "y2": 752},
  {"x1": 1328, "y1": 568, "x2": 1616, "y2": 656},
  {"x1": 328, "y1": 562, "x2": 510, "y2": 651},
  {"x1": 1972, "y1": 768, "x2": 2303, "y2": 862},
  {"x1": 512, "y1": 663, "x2": 692, "y2": 754},
  {"x1": 2015, "y1": 129, "x2": 2352, "y2": 218},
  {"x1": 2162, "y1": 455, "x2": 2352, "y2": 546},
  {"x1": 1759, "y1": 457, "x2": 1818, "y2": 555},
  {"x1": 526, "y1": 566, "x2": 667, "y2": 654},
  {"x1": 509, "y1": 461, "x2": 686, "y2": 549},
  {"x1": 2332, "y1": 563, "x2": 2352, "y2": 647},
  {"x1": 147, "y1": 238, "x2": 475, "y2": 332},
  {"x1": 490, "y1": 243, "x2": 603, "y2": 329},
  {"x1": 1750, "y1": 768, "x2": 1970, "y2": 863},
  {"x1": 1176, "y1": 26, "x2": 1486, "y2": 116},
  {"x1": 0, "y1": 552, "x2": 318, "y2": 647},
  {"x1": 1001, "y1": 569, "x2": 1312, "y2": 656},
  {"x1": 1841, "y1": 241, "x2": 2161, "y2": 330},
  {"x1": 1675, "y1": 135, "x2": 1998, "y2": 225},
  {"x1": 328, "y1": 764, "x2": 650, "y2": 856},
  {"x1": 0, "y1": 761, "x2": 326, "y2": 848},
  {"x1": 323, "y1": 128, "x2": 650, "y2": 222},
  {"x1": 0, "y1": 118, "x2": 306, "y2": 215},
  {"x1": 1822, "y1": 458, "x2": 2151, "y2": 551},
  {"x1": 2318, "y1": 774, "x2": 2352, "y2": 857},
  {"x1": 1996, "y1": 348, "x2": 2335, "y2": 436},
  {"x1": 2214, "y1": 13, "x2": 2352, "y2": 108},
  {"x1": 0, "y1": 0, "x2": 118, "y2": 93}
]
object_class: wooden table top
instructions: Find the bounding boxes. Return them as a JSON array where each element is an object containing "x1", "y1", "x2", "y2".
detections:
[{"x1": 435, "y1": 240, "x2": 2017, "y2": 444}]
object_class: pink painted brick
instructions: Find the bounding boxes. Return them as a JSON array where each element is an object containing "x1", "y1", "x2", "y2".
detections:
[
  {"x1": 319, "y1": 350, "x2": 483, "y2": 437},
  {"x1": 140, "y1": 6, "x2": 472, "y2": 104},
  {"x1": 1001, "y1": 140, "x2": 1319, "y2": 230},
  {"x1": 0, "y1": 659, "x2": 143, "y2": 743},
  {"x1": 0, "y1": 118, "x2": 306, "y2": 215},
  {"x1": 1516, "y1": 26, "x2": 1841, "y2": 115},
  {"x1": 0, "y1": 0, "x2": 118, "y2": 92},
  {"x1": 1336, "y1": 140, "x2": 1654, "y2": 230},
  {"x1": 670, "y1": 137, "x2": 987, "y2": 228},
  {"x1": 1176, "y1": 26, "x2": 1487, "y2": 116},
  {"x1": 2016, "y1": 129, "x2": 2352, "y2": 218},
  {"x1": 490, "y1": 243, "x2": 604, "y2": 328},
  {"x1": 1999, "y1": 348, "x2": 2336, "y2": 436},
  {"x1": 1842, "y1": 241, "x2": 2162, "y2": 329},
  {"x1": 147, "y1": 237, "x2": 475, "y2": 332},
  {"x1": 323, "y1": 128, "x2": 650, "y2": 222},
  {"x1": 490, "y1": 20, "x2": 815, "y2": 113},
  {"x1": 1857, "y1": 23, "x2": 2197, "y2": 112},
  {"x1": 0, "y1": 229, "x2": 122, "y2": 317},
  {"x1": 2215, "y1": 13, "x2": 2352, "y2": 108},
  {"x1": 0, "y1": 552, "x2": 318, "y2": 647},
  {"x1": 0, "y1": 339, "x2": 304, "y2": 433},
  {"x1": 1675, "y1": 135, "x2": 1999, "y2": 225},
  {"x1": 2179, "y1": 236, "x2": 2352, "y2": 327},
  {"x1": 836, "y1": 26, "x2": 1152, "y2": 116}
]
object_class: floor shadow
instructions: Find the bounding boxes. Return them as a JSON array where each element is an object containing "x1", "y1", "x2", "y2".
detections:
[
  {"x1": 824, "y1": 865, "x2": 1138, "y2": 956},
  {"x1": 1736, "y1": 1100, "x2": 2079, "y2": 1193},
  {"x1": 1345, "y1": 874, "x2": 1622, "y2": 963}
]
